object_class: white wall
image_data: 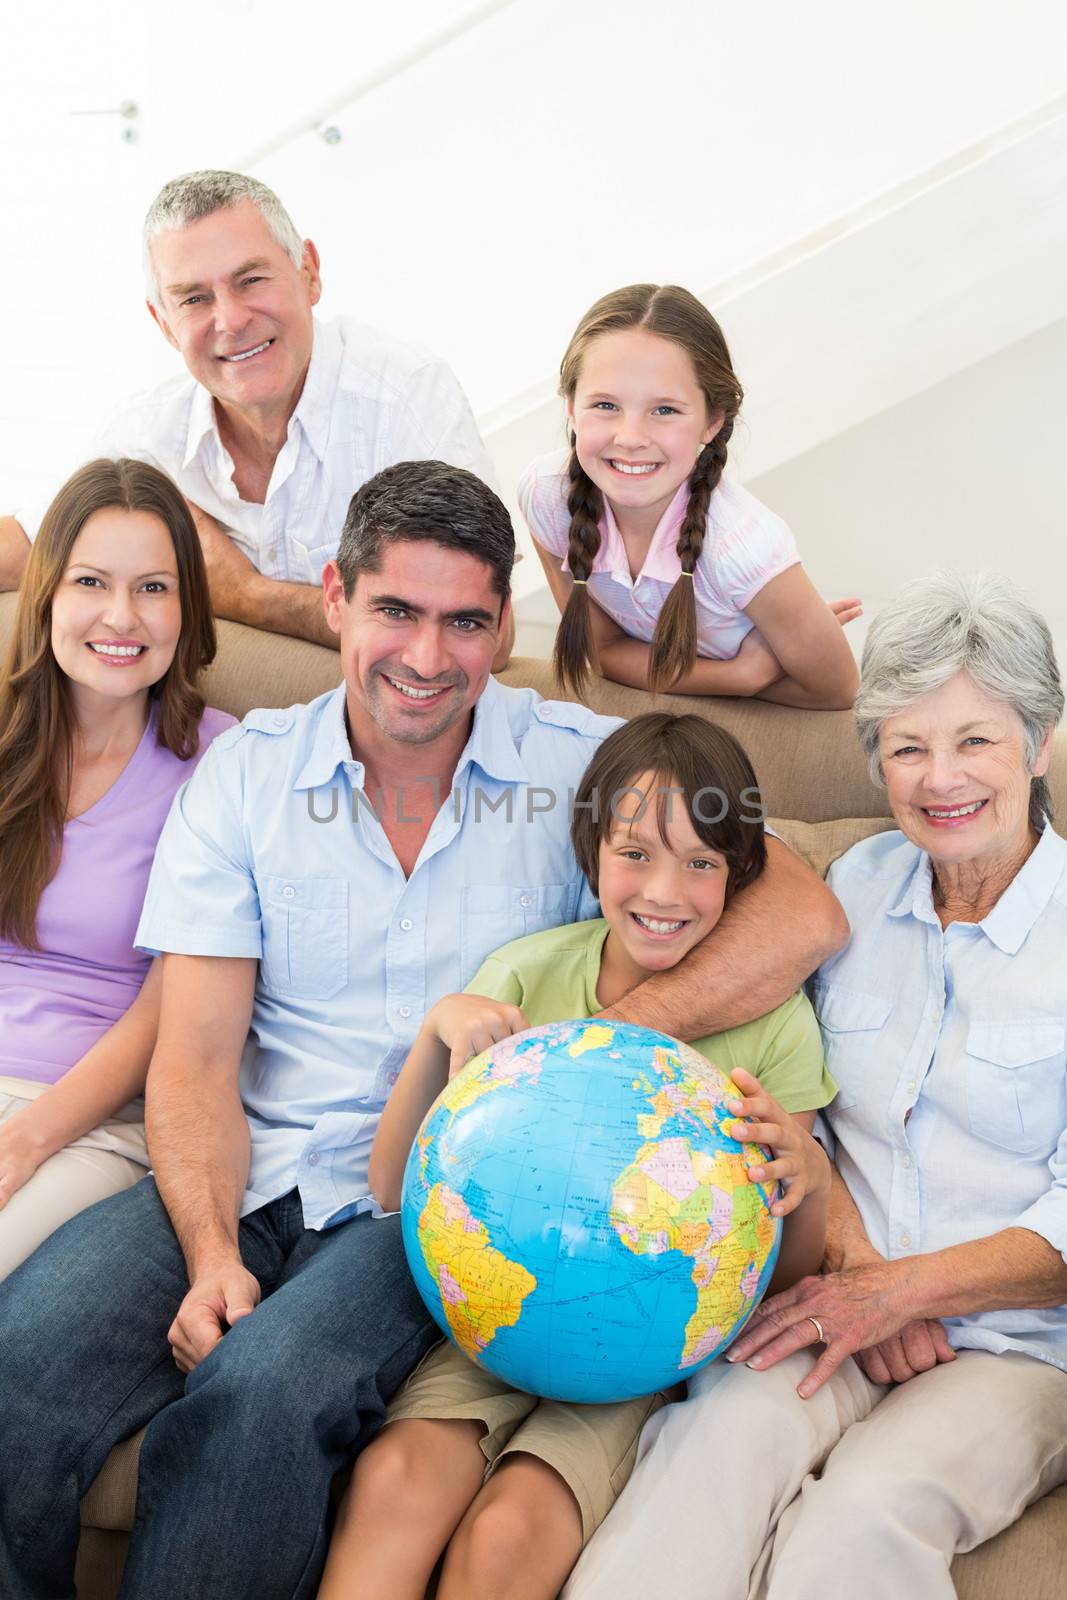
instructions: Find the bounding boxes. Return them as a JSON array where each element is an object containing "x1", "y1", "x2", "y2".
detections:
[
  {"x1": 4, "y1": 0, "x2": 1067, "y2": 531},
  {"x1": 748, "y1": 314, "x2": 1067, "y2": 643}
]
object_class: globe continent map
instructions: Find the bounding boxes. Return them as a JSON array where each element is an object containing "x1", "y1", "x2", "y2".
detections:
[{"x1": 401, "y1": 1019, "x2": 782, "y2": 1404}]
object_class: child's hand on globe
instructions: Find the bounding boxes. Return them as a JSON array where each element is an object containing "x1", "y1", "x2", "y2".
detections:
[
  {"x1": 725, "y1": 1067, "x2": 831, "y2": 1218},
  {"x1": 427, "y1": 993, "x2": 528, "y2": 1076}
]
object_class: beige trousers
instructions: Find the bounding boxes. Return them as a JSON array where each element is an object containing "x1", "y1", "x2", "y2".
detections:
[
  {"x1": 565, "y1": 1346, "x2": 1067, "y2": 1600},
  {"x1": 0, "y1": 1074, "x2": 148, "y2": 1282}
]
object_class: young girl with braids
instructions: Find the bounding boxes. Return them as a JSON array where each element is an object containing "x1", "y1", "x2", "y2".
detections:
[{"x1": 519, "y1": 284, "x2": 860, "y2": 707}]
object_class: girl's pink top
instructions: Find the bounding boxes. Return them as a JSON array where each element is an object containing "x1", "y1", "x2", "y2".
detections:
[
  {"x1": 0, "y1": 703, "x2": 235, "y2": 1084},
  {"x1": 518, "y1": 447, "x2": 800, "y2": 659}
]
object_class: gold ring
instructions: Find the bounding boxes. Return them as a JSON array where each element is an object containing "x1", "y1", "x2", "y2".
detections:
[{"x1": 808, "y1": 1315, "x2": 825, "y2": 1342}]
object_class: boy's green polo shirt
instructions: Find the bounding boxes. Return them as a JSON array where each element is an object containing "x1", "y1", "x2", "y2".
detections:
[{"x1": 467, "y1": 918, "x2": 835, "y2": 1113}]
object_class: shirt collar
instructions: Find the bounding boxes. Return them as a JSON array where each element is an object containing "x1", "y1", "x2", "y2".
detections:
[
  {"x1": 293, "y1": 685, "x2": 359, "y2": 791},
  {"x1": 183, "y1": 379, "x2": 218, "y2": 469},
  {"x1": 181, "y1": 316, "x2": 337, "y2": 471},
  {"x1": 886, "y1": 848, "x2": 939, "y2": 926},
  {"x1": 290, "y1": 318, "x2": 340, "y2": 464},
  {"x1": 568, "y1": 481, "x2": 690, "y2": 586},
  {"x1": 293, "y1": 675, "x2": 530, "y2": 794},
  {"x1": 886, "y1": 822, "x2": 1066, "y2": 953},
  {"x1": 633, "y1": 481, "x2": 694, "y2": 584},
  {"x1": 452, "y1": 675, "x2": 530, "y2": 786}
]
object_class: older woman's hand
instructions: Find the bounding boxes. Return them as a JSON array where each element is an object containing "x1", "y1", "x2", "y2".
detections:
[
  {"x1": 855, "y1": 1317, "x2": 957, "y2": 1386},
  {"x1": 726, "y1": 1258, "x2": 922, "y2": 1397}
]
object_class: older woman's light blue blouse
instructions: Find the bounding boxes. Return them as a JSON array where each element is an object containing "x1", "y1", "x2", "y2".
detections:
[{"x1": 812, "y1": 823, "x2": 1067, "y2": 1372}]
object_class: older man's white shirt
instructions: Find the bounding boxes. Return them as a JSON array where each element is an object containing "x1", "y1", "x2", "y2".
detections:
[{"x1": 21, "y1": 317, "x2": 497, "y2": 582}]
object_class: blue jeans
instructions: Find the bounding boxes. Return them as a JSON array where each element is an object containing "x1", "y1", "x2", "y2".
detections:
[{"x1": 0, "y1": 1177, "x2": 437, "y2": 1600}]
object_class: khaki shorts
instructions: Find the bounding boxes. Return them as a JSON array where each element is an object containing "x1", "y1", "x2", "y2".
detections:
[{"x1": 386, "y1": 1338, "x2": 679, "y2": 1541}]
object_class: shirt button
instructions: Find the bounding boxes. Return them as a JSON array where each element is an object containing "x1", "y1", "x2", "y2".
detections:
[
  {"x1": 899, "y1": 1231, "x2": 912, "y2": 1247},
  {"x1": 901, "y1": 1155, "x2": 912, "y2": 1169},
  {"x1": 519, "y1": 894, "x2": 532, "y2": 908},
  {"x1": 273, "y1": 714, "x2": 287, "y2": 727},
  {"x1": 398, "y1": 1005, "x2": 412, "y2": 1019},
  {"x1": 283, "y1": 885, "x2": 295, "y2": 899},
  {"x1": 905, "y1": 1081, "x2": 917, "y2": 1095},
  {"x1": 399, "y1": 918, "x2": 413, "y2": 931},
  {"x1": 308, "y1": 1152, "x2": 320, "y2": 1166}
]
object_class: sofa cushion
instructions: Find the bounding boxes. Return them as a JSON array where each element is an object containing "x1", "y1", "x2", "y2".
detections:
[
  {"x1": 497, "y1": 656, "x2": 887, "y2": 823},
  {"x1": 767, "y1": 815, "x2": 898, "y2": 875}
]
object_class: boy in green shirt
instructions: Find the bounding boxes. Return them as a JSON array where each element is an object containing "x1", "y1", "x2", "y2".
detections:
[{"x1": 321, "y1": 714, "x2": 835, "y2": 1600}]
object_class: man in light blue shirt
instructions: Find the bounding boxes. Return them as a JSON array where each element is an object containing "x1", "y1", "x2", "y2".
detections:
[
  {"x1": 0, "y1": 460, "x2": 846, "y2": 1600},
  {"x1": 135, "y1": 654, "x2": 608, "y2": 1229}
]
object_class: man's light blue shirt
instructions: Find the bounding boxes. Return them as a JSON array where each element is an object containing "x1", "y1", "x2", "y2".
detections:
[
  {"x1": 813, "y1": 824, "x2": 1067, "y2": 1371},
  {"x1": 136, "y1": 678, "x2": 617, "y2": 1227}
]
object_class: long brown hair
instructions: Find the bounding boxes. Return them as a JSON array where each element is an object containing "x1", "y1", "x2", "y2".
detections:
[
  {"x1": 555, "y1": 284, "x2": 744, "y2": 695},
  {"x1": 0, "y1": 458, "x2": 216, "y2": 949}
]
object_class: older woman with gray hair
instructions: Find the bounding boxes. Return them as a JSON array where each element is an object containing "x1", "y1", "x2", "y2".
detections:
[{"x1": 566, "y1": 571, "x2": 1067, "y2": 1600}]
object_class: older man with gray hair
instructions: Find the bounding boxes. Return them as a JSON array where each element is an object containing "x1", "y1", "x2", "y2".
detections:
[{"x1": 0, "y1": 170, "x2": 507, "y2": 657}]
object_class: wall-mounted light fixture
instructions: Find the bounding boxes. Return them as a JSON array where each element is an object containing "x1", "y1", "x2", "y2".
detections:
[{"x1": 71, "y1": 99, "x2": 140, "y2": 144}]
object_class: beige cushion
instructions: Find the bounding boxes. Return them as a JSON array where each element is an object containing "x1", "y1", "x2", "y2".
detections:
[
  {"x1": 497, "y1": 656, "x2": 888, "y2": 822},
  {"x1": 767, "y1": 815, "x2": 898, "y2": 876},
  {"x1": 199, "y1": 618, "x2": 341, "y2": 718},
  {"x1": 953, "y1": 1486, "x2": 1067, "y2": 1599}
]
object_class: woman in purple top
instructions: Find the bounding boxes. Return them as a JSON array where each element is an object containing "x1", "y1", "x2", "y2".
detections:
[{"x1": 0, "y1": 458, "x2": 234, "y2": 1278}]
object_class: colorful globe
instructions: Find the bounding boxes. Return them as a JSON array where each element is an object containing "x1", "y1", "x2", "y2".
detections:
[{"x1": 400, "y1": 1019, "x2": 781, "y2": 1403}]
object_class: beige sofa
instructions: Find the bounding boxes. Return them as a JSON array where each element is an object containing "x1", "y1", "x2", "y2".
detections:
[{"x1": 0, "y1": 597, "x2": 1062, "y2": 1598}]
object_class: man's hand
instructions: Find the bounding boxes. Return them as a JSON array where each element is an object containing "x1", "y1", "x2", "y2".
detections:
[
  {"x1": 725, "y1": 1257, "x2": 918, "y2": 1397},
  {"x1": 186, "y1": 499, "x2": 339, "y2": 647},
  {"x1": 189, "y1": 508, "x2": 260, "y2": 618},
  {"x1": 168, "y1": 1260, "x2": 261, "y2": 1375},
  {"x1": 427, "y1": 994, "x2": 528, "y2": 1076}
]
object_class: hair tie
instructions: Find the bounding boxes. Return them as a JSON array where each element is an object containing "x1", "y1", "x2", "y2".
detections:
[
  {"x1": 572, "y1": 578, "x2": 588, "y2": 587},
  {"x1": 679, "y1": 570, "x2": 694, "y2": 580}
]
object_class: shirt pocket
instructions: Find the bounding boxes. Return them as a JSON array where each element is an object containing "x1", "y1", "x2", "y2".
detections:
[
  {"x1": 260, "y1": 875, "x2": 349, "y2": 1000},
  {"x1": 965, "y1": 1020, "x2": 1067, "y2": 1155},
  {"x1": 301, "y1": 541, "x2": 335, "y2": 584},
  {"x1": 460, "y1": 883, "x2": 573, "y2": 989},
  {"x1": 811, "y1": 984, "x2": 893, "y2": 1110}
]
